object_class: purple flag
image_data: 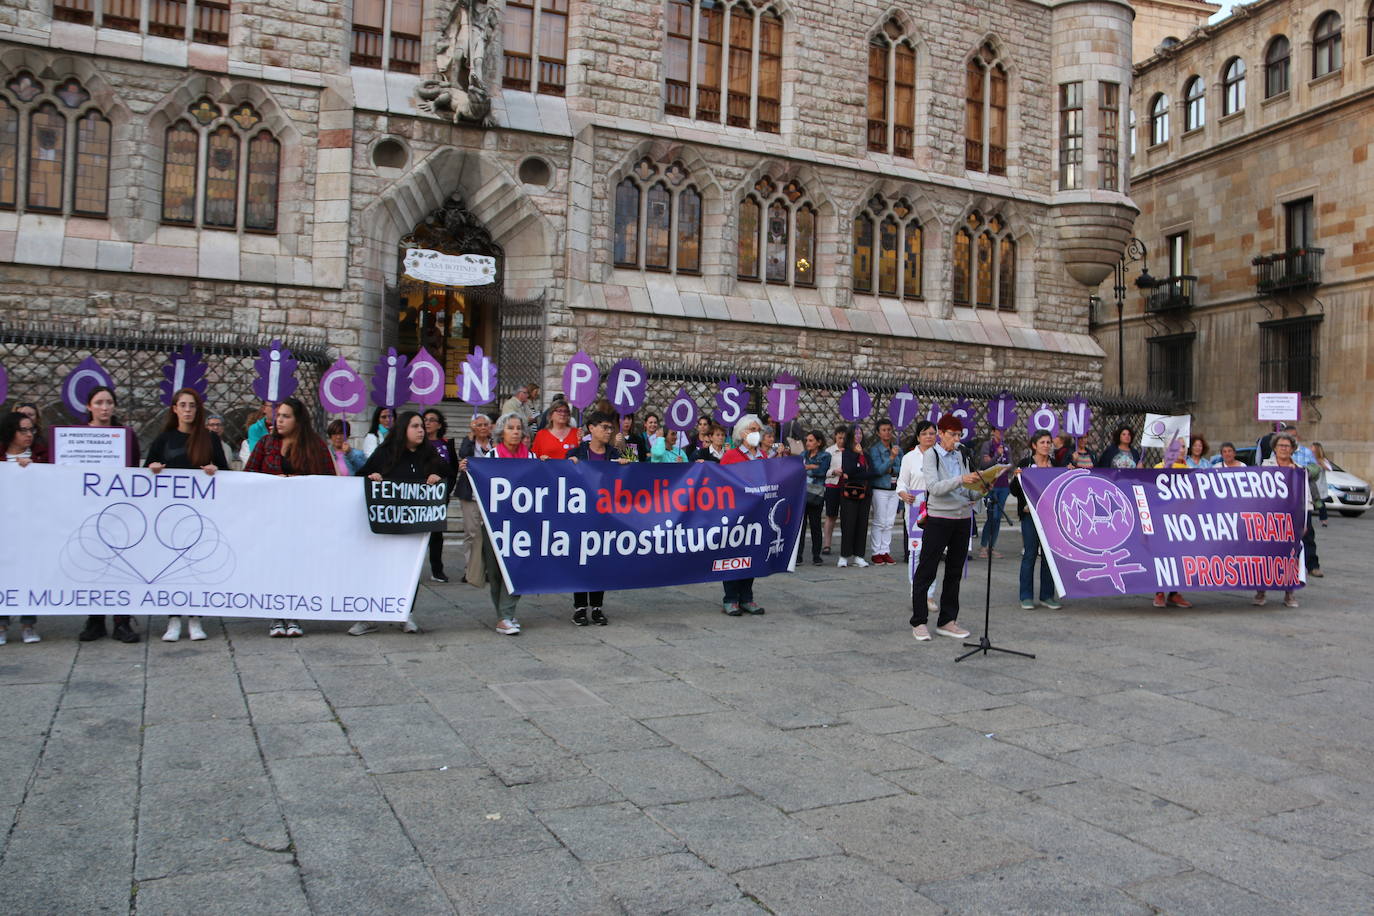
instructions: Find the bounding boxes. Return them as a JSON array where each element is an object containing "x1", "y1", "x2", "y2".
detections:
[
  {"x1": 0, "y1": 361, "x2": 8, "y2": 405},
  {"x1": 159, "y1": 345, "x2": 209, "y2": 406},
  {"x1": 408, "y1": 347, "x2": 446, "y2": 407},
  {"x1": 318, "y1": 357, "x2": 367, "y2": 414},
  {"x1": 61, "y1": 356, "x2": 115, "y2": 419},
  {"x1": 765, "y1": 373, "x2": 801, "y2": 423},
  {"x1": 370, "y1": 348, "x2": 410, "y2": 409},
  {"x1": 563, "y1": 351, "x2": 600, "y2": 410},
  {"x1": 607, "y1": 358, "x2": 648, "y2": 415},
  {"x1": 458, "y1": 345, "x2": 499, "y2": 406},
  {"x1": 887, "y1": 384, "x2": 918, "y2": 430},
  {"x1": 1026, "y1": 403, "x2": 1059, "y2": 438},
  {"x1": 1063, "y1": 395, "x2": 1093, "y2": 438},
  {"x1": 252, "y1": 340, "x2": 299, "y2": 404},
  {"x1": 1021, "y1": 467, "x2": 1308, "y2": 598},
  {"x1": 664, "y1": 388, "x2": 699, "y2": 432},
  {"x1": 714, "y1": 375, "x2": 748, "y2": 427},
  {"x1": 838, "y1": 380, "x2": 872, "y2": 422},
  {"x1": 987, "y1": 390, "x2": 1017, "y2": 431}
]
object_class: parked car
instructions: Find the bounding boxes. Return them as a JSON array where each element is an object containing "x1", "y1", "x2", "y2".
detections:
[{"x1": 1232, "y1": 447, "x2": 1370, "y2": 517}]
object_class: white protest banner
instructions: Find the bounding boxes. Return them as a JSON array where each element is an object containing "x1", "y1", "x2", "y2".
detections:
[
  {"x1": 50, "y1": 426, "x2": 132, "y2": 467},
  {"x1": 402, "y1": 249, "x2": 497, "y2": 286},
  {"x1": 0, "y1": 464, "x2": 426, "y2": 620},
  {"x1": 1256, "y1": 392, "x2": 1301, "y2": 423},
  {"x1": 1141, "y1": 414, "x2": 1191, "y2": 449}
]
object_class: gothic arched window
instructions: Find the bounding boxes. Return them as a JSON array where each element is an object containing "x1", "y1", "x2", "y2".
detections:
[
  {"x1": 965, "y1": 43, "x2": 1007, "y2": 175},
  {"x1": 852, "y1": 194, "x2": 921, "y2": 300},
  {"x1": 160, "y1": 98, "x2": 280, "y2": 232},
  {"x1": 952, "y1": 211, "x2": 1015, "y2": 311},
  {"x1": 868, "y1": 19, "x2": 917, "y2": 158},
  {"x1": 0, "y1": 73, "x2": 110, "y2": 218},
  {"x1": 739, "y1": 176, "x2": 815, "y2": 287},
  {"x1": 611, "y1": 158, "x2": 703, "y2": 274},
  {"x1": 661, "y1": 0, "x2": 783, "y2": 134}
]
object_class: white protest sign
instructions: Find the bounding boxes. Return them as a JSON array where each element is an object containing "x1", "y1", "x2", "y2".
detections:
[
  {"x1": 1256, "y1": 392, "x2": 1301, "y2": 423},
  {"x1": 50, "y1": 426, "x2": 131, "y2": 467},
  {"x1": 402, "y1": 249, "x2": 496, "y2": 286},
  {"x1": 0, "y1": 465, "x2": 426, "y2": 620},
  {"x1": 1141, "y1": 414, "x2": 1191, "y2": 449}
]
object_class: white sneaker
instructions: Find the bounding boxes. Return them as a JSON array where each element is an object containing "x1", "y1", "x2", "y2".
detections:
[
  {"x1": 161, "y1": 617, "x2": 182, "y2": 642},
  {"x1": 187, "y1": 617, "x2": 207, "y2": 641},
  {"x1": 837, "y1": 557, "x2": 849, "y2": 568},
  {"x1": 496, "y1": 618, "x2": 521, "y2": 635},
  {"x1": 21, "y1": 626, "x2": 40, "y2": 644},
  {"x1": 852, "y1": 557, "x2": 869, "y2": 568},
  {"x1": 0, "y1": 628, "x2": 7, "y2": 646},
  {"x1": 347, "y1": 621, "x2": 378, "y2": 636},
  {"x1": 400, "y1": 618, "x2": 420, "y2": 633}
]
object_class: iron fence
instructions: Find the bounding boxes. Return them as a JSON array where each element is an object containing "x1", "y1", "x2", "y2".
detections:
[{"x1": 0, "y1": 320, "x2": 332, "y2": 451}]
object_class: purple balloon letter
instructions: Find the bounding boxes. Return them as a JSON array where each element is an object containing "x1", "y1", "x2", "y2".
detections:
[
  {"x1": 607, "y1": 358, "x2": 648, "y2": 415},
  {"x1": 458, "y1": 345, "x2": 499, "y2": 406},
  {"x1": 408, "y1": 347, "x2": 446, "y2": 407},
  {"x1": 1026, "y1": 403, "x2": 1060, "y2": 438},
  {"x1": 369, "y1": 348, "x2": 410, "y2": 409},
  {"x1": 887, "y1": 384, "x2": 918, "y2": 430},
  {"x1": 1063, "y1": 395, "x2": 1093, "y2": 438},
  {"x1": 159, "y1": 345, "x2": 209, "y2": 406},
  {"x1": 563, "y1": 351, "x2": 600, "y2": 410},
  {"x1": 838, "y1": 380, "x2": 872, "y2": 423},
  {"x1": 664, "y1": 387, "x2": 699, "y2": 432},
  {"x1": 62, "y1": 356, "x2": 116, "y2": 418},
  {"x1": 714, "y1": 375, "x2": 749, "y2": 426},
  {"x1": 252, "y1": 340, "x2": 299, "y2": 404},
  {"x1": 318, "y1": 357, "x2": 366, "y2": 414},
  {"x1": 765, "y1": 373, "x2": 801, "y2": 423}
]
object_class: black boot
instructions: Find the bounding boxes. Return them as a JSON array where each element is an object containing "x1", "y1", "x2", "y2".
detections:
[
  {"x1": 79, "y1": 615, "x2": 106, "y2": 641},
  {"x1": 111, "y1": 617, "x2": 140, "y2": 643}
]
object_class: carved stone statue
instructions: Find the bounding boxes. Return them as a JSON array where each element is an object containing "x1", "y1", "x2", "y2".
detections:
[{"x1": 417, "y1": 0, "x2": 498, "y2": 125}]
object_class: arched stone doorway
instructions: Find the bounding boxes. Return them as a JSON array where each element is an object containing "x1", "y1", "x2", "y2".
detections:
[{"x1": 391, "y1": 192, "x2": 545, "y2": 398}]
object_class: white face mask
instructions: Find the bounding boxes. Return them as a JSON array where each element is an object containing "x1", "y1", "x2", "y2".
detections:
[{"x1": 744, "y1": 431, "x2": 762, "y2": 448}]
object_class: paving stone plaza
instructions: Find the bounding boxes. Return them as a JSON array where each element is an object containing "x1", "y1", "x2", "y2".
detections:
[{"x1": 2, "y1": 514, "x2": 1371, "y2": 914}]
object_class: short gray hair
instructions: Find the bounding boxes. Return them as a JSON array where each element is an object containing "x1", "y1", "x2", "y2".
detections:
[
  {"x1": 495, "y1": 411, "x2": 527, "y2": 438},
  {"x1": 733, "y1": 413, "x2": 762, "y2": 445},
  {"x1": 1272, "y1": 433, "x2": 1297, "y2": 450}
]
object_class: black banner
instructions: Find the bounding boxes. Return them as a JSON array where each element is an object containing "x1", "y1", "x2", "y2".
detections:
[{"x1": 364, "y1": 479, "x2": 449, "y2": 534}]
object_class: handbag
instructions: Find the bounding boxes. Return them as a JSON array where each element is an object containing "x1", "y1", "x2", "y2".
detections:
[
  {"x1": 914, "y1": 498, "x2": 928, "y2": 529},
  {"x1": 841, "y1": 479, "x2": 867, "y2": 501}
]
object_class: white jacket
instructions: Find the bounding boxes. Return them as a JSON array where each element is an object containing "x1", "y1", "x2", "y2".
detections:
[{"x1": 896, "y1": 446, "x2": 931, "y2": 497}]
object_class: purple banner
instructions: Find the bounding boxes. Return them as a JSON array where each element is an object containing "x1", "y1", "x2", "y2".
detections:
[
  {"x1": 1020, "y1": 467, "x2": 1308, "y2": 598},
  {"x1": 466, "y1": 458, "x2": 805, "y2": 594}
]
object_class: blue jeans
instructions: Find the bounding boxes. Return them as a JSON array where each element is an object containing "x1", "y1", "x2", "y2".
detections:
[
  {"x1": 722, "y1": 577, "x2": 755, "y2": 605},
  {"x1": 1019, "y1": 515, "x2": 1054, "y2": 602},
  {"x1": 980, "y1": 487, "x2": 1010, "y2": 548}
]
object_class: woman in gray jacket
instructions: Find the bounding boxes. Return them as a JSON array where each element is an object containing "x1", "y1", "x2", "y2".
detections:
[{"x1": 907, "y1": 415, "x2": 979, "y2": 642}]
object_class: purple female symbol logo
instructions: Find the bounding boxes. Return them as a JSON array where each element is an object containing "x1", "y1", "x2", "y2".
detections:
[
  {"x1": 252, "y1": 341, "x2": 299, "y2": 404},
  {"x1": 715, "y1": 375, "x2": 749, "y2": 426},
  {"x1": 407, "y1": 347, "x2": 446, "y2": 407},
  {"x1": 62, "y1": 356, "x2": 116, "y2": 418},
  {"x1": 607, "y1": 358, "x2": 648, "y2": 415},
  {"x1": 318, "y1": 357, "x2": 366, "y2": 414},
  {"x1": 664, "y1": 387, "x2": 699, "y2": 432},
  {"x1": 458, "y1": 345, "x2": 499, "y2": 406},
  {"x1": 562, "y1": 350, "x2": 600, "y2": 410},
  {"x1": 987, "y1": 390, "x2": 1017, "y2": 431},
  {"x1": 1148, "y1": 418, "x2": 1167, "y2": 437},
  {"x1": 887, "y1": 384, "x2": 918, "y2": 430},
  {"x1": 369, "y1": 348, "x2": 409, "y2": 409},
  {"x1": 838, "y1": 380, "x2": 872, "y2": 422},
  {"x1": 159, "y1": 345, "x2": 209, "y2": 406},
  {"x1": 765, "y1": 373, "x2": 801, "y2": 424},
  {"x1": 1036, "y1": 469, "x2": 1146, "y2": 592}
]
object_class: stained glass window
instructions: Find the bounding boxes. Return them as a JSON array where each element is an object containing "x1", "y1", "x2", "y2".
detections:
[
  {"x1": 26, "y1": 104, "x2": 65, "y2": 213},
  {"x1": 677, "y1": 186, "x2": 701, "y2": 274},
  {"x1": 878, "y1": 216, "x2": 899, "y2": 296},
  {"x1": 613, "y1": 178, "x2": 639, "y2": 267},
  {"x1": 203, "y1": 125, "x2": 239, "y2": 228},
  {"x1": 794, "y1": 204, "x2": 815, "y2": 287},
  {"x1": 74, "y1": 111, "x2": 110, "y2": 217},
  {"x1": 852, "y1": 215, "x2": 873, "y2": 293},
  {"x1": 645, "y1": 182, "x2": 671, "y2": 270},
  {"x1": 902, "y1": 221, "x2": 922, "y2": 300},
  {"x1": 726, "y1": 5, "x2": 753, "y2": 128},
  {"x1": 0, "y1": 98, "x2": 16, "y2": 210},
  {"x1": 952, "y1": 229, "x2": 971, "y2": 305},
  {"x1": 998, "y1": 237, "x2": 1016, "y2": 311},
  {"x1": 7, "y1": 73, "x2": 42, "y2": 104},
  {"x1": 230, "y1": 103, "x2": 260, "y2": 130},
  {"x1": 56, "y1": 78, "x2": 91, "y2": 109},
  {"x1": 162, "y1": 122, "x2": 199, "y2": 224},
  {"x1": 245, "y1": 131, "x2": 279, "y2": 232},
  {"x1": 190, "y1": 98, "x2": 219, "y2": 125},
  {"x1": 737, "y1": 196, "x2": 759, "y2": 279},
  {"x1": 695, "y1": 2, "x2": 723, "y2": 122},
  {"x1": 756, "y1": 9, "x2": 782, "y2": 133},
  {"x1": 976, "y1": 232, "x2": 993, "y2": 307}
]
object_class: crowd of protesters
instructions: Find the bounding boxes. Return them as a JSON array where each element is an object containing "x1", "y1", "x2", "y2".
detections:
[{"x1": 0, "y1": 382, "x2": 1333, "y2": 647}]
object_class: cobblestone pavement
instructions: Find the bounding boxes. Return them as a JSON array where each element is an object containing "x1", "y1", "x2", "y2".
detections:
[{"x1": 3, "y1": 514, "x2": 1372, "y2": 915}]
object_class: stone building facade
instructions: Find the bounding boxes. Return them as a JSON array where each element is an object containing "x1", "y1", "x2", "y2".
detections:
[
  {"x1": 1101, "y1": 0, "x2": 1374, "y2": 476},
  {"x1": 1130, "y1": 0, "x2": 1220, "y2": 61},
  {"x1": 2, "y1": 0, "x2": 1141, "y2": 419}
]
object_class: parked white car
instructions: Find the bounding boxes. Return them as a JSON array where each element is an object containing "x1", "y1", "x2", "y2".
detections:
[{"x1": 1323, "y1": 463, "x2": 1372, "y2": 518}]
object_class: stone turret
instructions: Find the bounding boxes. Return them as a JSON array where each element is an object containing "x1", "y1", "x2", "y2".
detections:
[{"x1": 1050, "y1": 0, "x2": 1140, "y2": 288}]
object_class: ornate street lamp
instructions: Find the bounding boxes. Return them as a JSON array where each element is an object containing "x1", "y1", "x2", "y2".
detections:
[{"x1": 1113, "y1": 238, "x2": 1155, "y2": 395}]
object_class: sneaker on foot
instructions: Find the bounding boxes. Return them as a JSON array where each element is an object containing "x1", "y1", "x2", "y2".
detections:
[
  {"x1": 21, "y1": 626, "x2": 39, "y2": 644},
  {"x1": 852, "y1": 557, "x2": 869, "y2": 568},
  {"x1": 812, "y1": 557, "x2": 823, "y2": 566},
  {"x1": 347, "y1": 621, "x2": 377, "y2": 636},
  {"x1": 1152, "y1": 592, "x2": 1167, "y2": 608},
  {"x1": 1042, "y1": 597, "x2": 1064, "y2": 610},
  {"x1": 740, "y1": 601, "x2": 765, "y2": 615},
  {"x1": 936, "y1": 623, "x2": 971, "y2": 639},
  {"x1": 269, "y1": 621, "x2": 287, "y2": 638},
  {"x1": 112, "y1": 622, "x2": 140, "y2": 643},
  {"x1": 285, "y1": 621, "x2": 304, "y2": 638},
  {"x1": 1253, "y1": 591, "x2": 1267, "y2": 606},
  {"x1": 590, "y1": 607, "x2": 607, "y2": 625},
  {"x1": 496, "y1": 617, "x2": 521, "y2": 635},
  {"x1": 187, "y1": 618, "x2": 207, "y2": 641},
  {"x1": 162, "y1": 618, "x2": 182, "y2": 642},
  {"x1": 822, "y1": 546, "x2": 831, "y2": 555},
  {"x1": 431, "y1": 572, "x2": 450, "y2": 583},
  {"x1": 1167, "y1": 593, "x2": 1193, "y2": 608},
  {"x1": 78, "y1": 617, "x2": 107, "y2": 641},
  {"x1": 1283, "y1": 593, "x2": 1299, "y2": 608},
  {"x1": 1019, "y1": 599, "x2": 1035, "y2": 610},
  {"x1": 572, "y1": 607, "x2": 589, "y2": 626},
  {"x1": 400, "y1": 619, "x2": 419, "y2": 634},
  {"x1": 722, "y1": 602, "x2": 744, "y2": 617},
  {"x1": 912, "y1": 624, "x2": 932, "y2": 641},
  {"x1": 0, "y1": 628, "x2": 6, "y2": 646},
  {"x1": 836, "y1": 557, "x2": 849, "y2": 568},
  {"x1": 1309, "y1": 568, "x2": 1323, "y2": 578}
]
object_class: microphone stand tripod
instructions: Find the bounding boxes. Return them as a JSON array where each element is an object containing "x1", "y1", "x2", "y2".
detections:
[{"x1": 956, "y1": 516, "x2": 1036, "y2": 663}]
